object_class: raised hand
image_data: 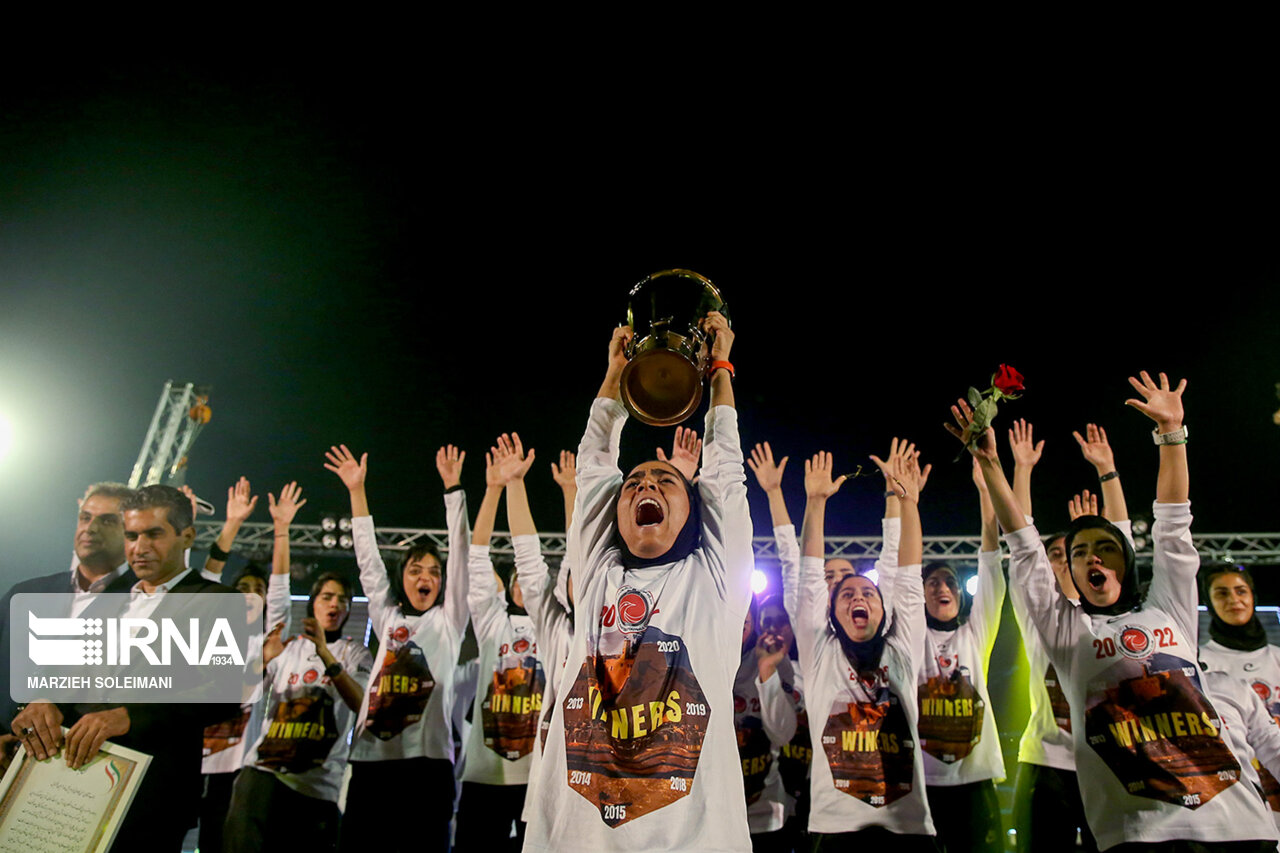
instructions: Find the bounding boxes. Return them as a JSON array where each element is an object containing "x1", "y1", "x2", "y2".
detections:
[
  {"x1": 702, "y1": 310, "x2": 734, "y2": 361},
  {"x1": 1009, "y1": 419, "x2": 1044, "y2": 468},
  {"x1": 493, "y1": 433, "x2": 536, "y2": 483},
  {"x1": 755, "y1": 629, "x2": 789, "y2": 681},
  {"x1": 324, "y1": 445, "x2": 368, "y2": 491},
  {"x1": 804, "y1": 452, "x2": 847, "y2": 500},
  {"x1": 550, "y1": 450, "x2": 577, "y2": 491},
  {"x1": 747, "y1": 442, "x2": 789, "y2": 492},
  {"x1": 608, "y1": 325, "x2": 633, "y2": 372},
  {"x1": 1068, "y1": 489, "x2": 1099, "y2": 520},
  {"x1": 484, "y1": 449, "x2": 504, "y2": 490},
  {"x1": 225, "y1": 476, "x2": 259, "y2": 523},
  {"x1": 268, "y1": 482, "x2": 307, "y2": 528},
  {"x1": 1073, "y1": 423, "x2": 1115, "y2": 472},
  {"x1": 945, "y1": 399, "x2": 999, "y2": 462},
  {"x1": 262, "y1": 622, "x2": 287, "y2": 665},
  {"x1": 1125, "y1": 371, "x2": 1186, "y2": 432},
  {"x1": 657, "y1": 426, "x2": 702, "y2": 481},
  {"x1": 435, "y1": 444, "x2": 465, "y2": 490},
  {"x1": 887, "y1": 441, "x2": 923, "y2": 503},
  {"x1": 869, "y1": 437, "x2": 933, "y2": 499}
]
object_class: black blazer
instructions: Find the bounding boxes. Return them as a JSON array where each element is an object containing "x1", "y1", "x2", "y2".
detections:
[{"x1": 64, "y1": 569, "x2": 241, "y2": 838}]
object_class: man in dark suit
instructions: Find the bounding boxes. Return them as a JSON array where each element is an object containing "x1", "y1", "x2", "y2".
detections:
[
  {"x1": 0, "y1": 482, "x2": 139, "y2": 731},
  {"x1": 11, "y1": 484, "x2": 239, "y2": 852}
]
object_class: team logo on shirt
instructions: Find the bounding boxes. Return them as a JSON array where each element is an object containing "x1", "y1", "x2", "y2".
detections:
[
  {"x1": 303, "y1": 669, "x2": 320, "y2": 684},
  {"x1": 257, "y1": 685, "x2": 340, "y2": 773},
  {"x1": 563, "y1": 624, "x2": 709, "y2": 827},
  {"x1": 1252, "y1": 682, "x2": 1271, "y2": 703},
  {"x1": 822, "y1": 669, "x2": 914, "y2": 807},
  {"x1": 1117, "y1": 625, "x2": 1154, "y2": 661},
  {"x1": 918, "y1": 663, "x2": 984, "y2": 764},
  {"x1": 616, "y1": 587, "x2": 655, "y2": 635},
  {"x1": 482, "y1": 630, "x2": 546, "y2": 761},
  {"x1": 203, "y1": 703, "x2": 253, "y2": 757},
  {"x1": 363, "y1": 630, "x2": 435, "y2": 742},
  {"x1": 1085, "y1": 652, "x2": 1240, "y2": 809}
]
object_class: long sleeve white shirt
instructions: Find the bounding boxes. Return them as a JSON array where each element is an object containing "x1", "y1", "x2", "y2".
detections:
[
  {"x1": 523, "y1": 398, "x2": 754, "y2": 853},
  {"x1": 1007, "y1": 502, "x2": 1278, "y2": 850},
  {"x1": 348, "y1": 490, "x2": 471, "y2": 762}
]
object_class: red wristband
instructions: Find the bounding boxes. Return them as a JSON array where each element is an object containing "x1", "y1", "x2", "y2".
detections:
[{"x1": 708, "y1": 360, "x2": 735, "y2": 379}]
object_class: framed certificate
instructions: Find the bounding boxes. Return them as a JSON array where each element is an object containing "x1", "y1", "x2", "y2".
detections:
[{"x1": 0, "y1": 732, "x2": 150, "y2": 853}]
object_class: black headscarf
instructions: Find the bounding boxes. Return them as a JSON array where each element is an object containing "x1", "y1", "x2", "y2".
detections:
[
  {"x1": 830, "y1": 574, "x2": 886, "y2": 673},
  {"x1": 922, "y1": 562, "x2": 972, "y2": 632},
  {"x1": 615, "y1": 463, "x2": 702, "y2": 569},
  {"x1": 1064, "y1": 516, "x2": 1140, "y2": 617},
  {"x1": 1202, "y1": 563, "x2": 1267, "y2": 651}
]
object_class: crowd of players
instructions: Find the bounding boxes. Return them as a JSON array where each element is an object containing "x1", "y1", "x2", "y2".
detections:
[{"x1": 3, "y1": 311, "x2": 1280, "y2": 853}]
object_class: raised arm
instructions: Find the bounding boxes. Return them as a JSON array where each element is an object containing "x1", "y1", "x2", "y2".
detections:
[
  {"x1": 266, "y1": 481, "x2": 306, "y2": 631},
  {"x1": 800, "y1": 452, "x2": 847, "y2": 560},
  {"x1": 499, "y1": 433, "x2": 538, "y2": 538},
  {"x1": 884, "y1": 446, "x2": 926, "y2": 672},
  {"x1": 437, "y1": 444, "x2": 472, "y2": 636},
  {"x1": 946, "y1": 400, "x2": 1029, "y2": 536},
  {"x1": 795, "y1": 453, "x2": 846, "y2": 661},
  {"x1": 550, "y1": 450, "x2": 578, "y2": 533},
  {"x1": 199, "y1": 477, "x2": 259, "y2": 578},
  {"x1": 749, "y1": 442, "x2": 799, "y2": 620},
  {"x1": 868, "y1": 439, "x2": 929, "y2": 627},
  {"x1": 1125, "y1": 371, "x2": 1188, "y2": 505},
  {"x1": 467, "y1": 445, "x2": 508, "y2": 640},
  {"x1": 695, "y1": 317, "x2": 751, "y2": 612},
  {"x1": 748, "y1": 442, "x2": 791, "y2": 528},
  {"x1": 570, "y1": 328, "x2": 631, "y2": 588},
  {"x1": 969, "y1": 459, "x2": 1006, "y2": 657},
  {"x1": 704, "y1": 310, "x2": 734, "y2": 410},
  {"x1": 325, "y1": 445, "x2": 399, "y2": 634},
  {"x1": 1073, "y1": 423, "x2": 1129, "y2": 522},
  {"x1": 1008, "y1": 419, "x2": 1043, "y2": 521}
]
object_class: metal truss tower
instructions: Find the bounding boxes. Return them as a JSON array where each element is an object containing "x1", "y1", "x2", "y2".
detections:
[{"x1": 128, "y1": 381, "x2": 213, "y2": 488}]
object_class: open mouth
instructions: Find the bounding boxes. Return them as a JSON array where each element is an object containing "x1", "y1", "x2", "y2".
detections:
[
  {"x1": 1088, "y1": 568, "x2": 1108, "y2": 590},
  {"x1": 635, "y1": 497, "x2": 664, "y2": 527},
  {"x1": 850, "y1": 604, "x2": 869, "y2": 623}
]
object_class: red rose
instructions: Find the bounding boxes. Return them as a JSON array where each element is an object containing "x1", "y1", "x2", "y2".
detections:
[{"x1": 993, "y1": 364, "x2": 1024, "y2": 395}]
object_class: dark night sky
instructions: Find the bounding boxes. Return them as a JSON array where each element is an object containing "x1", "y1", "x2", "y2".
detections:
[{"x1": 2, "y1": 68, "x2": 1278, "y2": 593}]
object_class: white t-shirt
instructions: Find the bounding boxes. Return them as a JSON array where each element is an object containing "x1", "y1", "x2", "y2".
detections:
[
  {"x1": 348, "y1": 491, "x2": 471, "y2": 763},
  {"x1": 735, "y1": 650, "x2": 798, "y2": 833},
  {"x1": 918, "y1": 550, "x2": 1006, "y2": 786},
  {"x1": 462, "y1": 544, "x2": 546, "y2": 784},
  {"x1": 523, "y1": 399, "x2": 754, "y2": 853},
  {"x1": 1013, "y1": 519, "x2": 1131, "y2": 772},
  {"x1": 1007, "y1": 501, "x2": 1278, "y2": 850},
  {"x1": 515, "y1": 534, "x2": 575, "y2": 821},
  {"x1": 203, "y1": 572, "x2": 292, "y2": 774},
  {"x1": 243, "y1": 633, "x2": 373, "y2": 801},
  {"x1": 798, "y1": 545, "x2": 934, "y2": 837},
  {"x1": 1201, "y1": 640, "x2": 1280, "y2": 816},
  {"x1": 1203, "y1": 669, "x2": 1280, "y2": 833}
]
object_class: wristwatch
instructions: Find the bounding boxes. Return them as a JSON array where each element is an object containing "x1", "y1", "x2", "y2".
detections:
[{"x1": 1151, "y1": 425, "x2": 1188, "y2": 445}]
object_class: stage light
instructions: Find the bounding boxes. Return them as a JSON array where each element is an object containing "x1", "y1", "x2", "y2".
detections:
[
  {"x1": 966, "y1": 575, "x2": 979, "y2": 596},
  {"x1": 751, "y1": 570, "x2": 768, "y2": 595},
  {"x1": 339, "y1": 517, "x2": 352, "y2": 532},
  {"x1": 863, "y1": 568, "x2": 879, "y2": 585},
  {"x1": 339, "y1": 534, "x2": 354, "y2": 550},
  {"x1": 322, "y1": 533, "x2": 338, "y2": 549},
  {"x1": 1132, "y1": 518, "x2": 1150, "y2": 536},
  {"x1": 1132, "y1": 536, "x2": 1147, "y2": 551},
  {"x1": 321, "y1": 516, "x2": 337, "y2": 532}
]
